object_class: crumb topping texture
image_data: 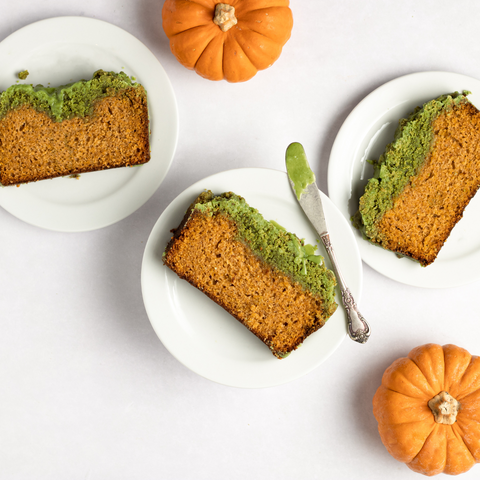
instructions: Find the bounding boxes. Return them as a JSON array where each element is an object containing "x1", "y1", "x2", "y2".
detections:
[{"x1": 0, "y1": 70, "x2": 140, "y2": 122}]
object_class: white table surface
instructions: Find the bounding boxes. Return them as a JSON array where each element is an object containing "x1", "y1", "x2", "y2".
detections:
[{"x1": 1, "y1": 1, "x2": 479, "y2": 479}]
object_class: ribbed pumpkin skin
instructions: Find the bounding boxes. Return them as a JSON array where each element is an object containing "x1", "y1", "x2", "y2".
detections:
[
  {"x1": 162, "y1": 0, "x2": 293, "y2": 82},
  {"x1": 373, "y1": 344, "x2": 480, "y2": 476}
]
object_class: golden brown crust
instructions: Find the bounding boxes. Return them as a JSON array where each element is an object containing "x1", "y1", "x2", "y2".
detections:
[
  {"x1": 0, "y1": 87, "x2": 149, "y2": 186},
  {"x1": 164, "y1": 208, "x2": 329, "y2": 358},
  {"x1": 375, "y1": 103, "x2": 480, "y2": 266}
]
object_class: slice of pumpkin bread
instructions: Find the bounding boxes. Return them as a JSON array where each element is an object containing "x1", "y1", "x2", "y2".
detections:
[
  {"x1": 163, "y1": 191, "x2": 337, "y2": 359},
  {"x1": 0, "y1": 70, "x2": 149, "y2": 186},
  {"x1": 352, "y1": 92, "x2": 480, "y2": 266}
]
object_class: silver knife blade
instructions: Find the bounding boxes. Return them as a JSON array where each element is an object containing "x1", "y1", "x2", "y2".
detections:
[
  {"x1": 290, "y1": 180, "x2": 328, "y2": 236},
  {"x1": 285, "y1": 142, "x2": 328, "y2": 235}
]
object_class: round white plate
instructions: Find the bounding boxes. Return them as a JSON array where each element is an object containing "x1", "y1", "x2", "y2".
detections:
[
  {"x1": 328, "y1": 71, "x2": 480, "y2": 288},
  {"x1": 0, "y1": 17, "x2": 178, "y2": 232},
  {"x1": 141, "y1": 168, "x2": 363, "y2": 388}
]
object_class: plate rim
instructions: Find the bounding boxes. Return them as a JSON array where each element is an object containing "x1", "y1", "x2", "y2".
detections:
[{"x1": 141, "y1": 167, "x2": 363, "y2": 388}]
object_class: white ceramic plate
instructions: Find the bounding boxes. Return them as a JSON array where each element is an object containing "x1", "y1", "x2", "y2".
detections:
[
  {"x1": 0, "y1": 17, "x2": 178, "y2": 232},
  {"x1": 141, "y1": 168, "x2": 363, "y2": 388},
  {"x1": 328, "y1": 71, "x2": 480, "y2": 288}
]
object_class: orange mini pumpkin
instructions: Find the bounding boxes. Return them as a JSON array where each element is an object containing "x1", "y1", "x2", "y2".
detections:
[
  {"x1": 373, "y1": 344, "x2": 480, "y2": 476},
  {"x1": 162, "y1": 0, "x2": 293, "y2": 82}
]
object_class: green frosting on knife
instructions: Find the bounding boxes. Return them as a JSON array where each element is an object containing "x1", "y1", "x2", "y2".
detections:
[{"x1": 285, "y1": 142, "x2": 316, "y2": 199}]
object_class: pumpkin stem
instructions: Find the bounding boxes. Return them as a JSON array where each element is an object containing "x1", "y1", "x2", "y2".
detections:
[
  {"x1": 213, "y1": 3, "x2": 238, "y2": 32},
  {"x1": 428, "y1": 391, "x2": 460, "y2": 425}
]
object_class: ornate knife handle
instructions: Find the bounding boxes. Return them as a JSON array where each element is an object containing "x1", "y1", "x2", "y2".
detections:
[{"x1": 321, "y1": 233, "x2": 371, "y2": 344}]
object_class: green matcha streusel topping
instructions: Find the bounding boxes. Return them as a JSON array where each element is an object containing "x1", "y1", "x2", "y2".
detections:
[
  {"x1": 18, "y1": 70, "x2": 29, "y2": 80},
  {"x1": 194, "y1": 191, "x2": 337, "y2": 307},
  {"x1": 352, "y1": 91, "x2": 471, "y2": 241},
  {"x1": 0, "y1": 70, "x2": 141, "y2": 122}
]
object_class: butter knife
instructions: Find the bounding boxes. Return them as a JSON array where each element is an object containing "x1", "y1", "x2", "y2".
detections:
[{"x1": 285, "y1": 142, "x2": 370, "y2": 344}]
